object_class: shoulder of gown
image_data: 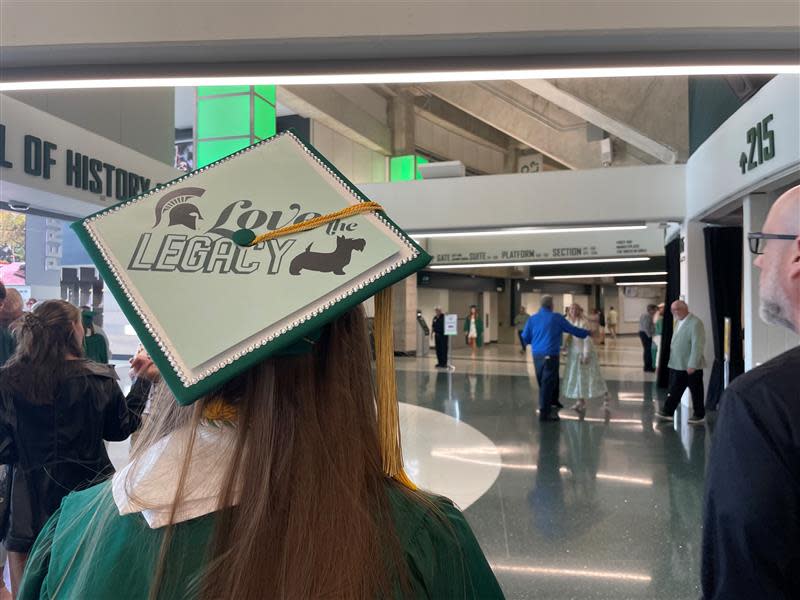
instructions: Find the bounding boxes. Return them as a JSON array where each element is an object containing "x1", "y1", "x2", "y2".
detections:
[{"x1": 388, "y1": 484, "x2": 505, "y2": 599}]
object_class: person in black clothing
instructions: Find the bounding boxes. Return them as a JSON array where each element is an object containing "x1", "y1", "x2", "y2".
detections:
[
  {"x1": 0, "y1": 283, "x2": 15, "y2": 368},
  {"x1": 432, "y1": 307, "x2": 448, "y2": 368},
  {"x1": 702, "y1": 185, "x2": 800, "y2": 598},
  {"x1": 638, "y1": 305, "x2": 657, "y2": 372},
  {"x1": 0, "y1": 285, "x2": 9, "y2": 600},
  {"x1": 0, "y1": 300, "x2": 146, "y2": 595}
]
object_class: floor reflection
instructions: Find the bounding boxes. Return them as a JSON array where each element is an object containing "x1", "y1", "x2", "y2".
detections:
[{"x1": 395, "y1": 337, "x2": 705, "y2": 599}]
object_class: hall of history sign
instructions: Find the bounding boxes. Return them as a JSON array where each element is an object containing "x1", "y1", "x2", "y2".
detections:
[{"x1": 425, "y1": 226, "x2": 663, "y2": 266}]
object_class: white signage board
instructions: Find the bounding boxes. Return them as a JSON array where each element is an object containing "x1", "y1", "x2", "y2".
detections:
[
  {"x1": 687, "y1": 74, "x2": 800, "y2": 220},
  {"x1": 0, "y1": 94, "x2": 180, "y2": 217},
  {"x1": 426, "y1": 226, "x2": 663, "y2": 266},
  {"x1": 444, "y1": 314, "x2": 458, "y2": 336}
]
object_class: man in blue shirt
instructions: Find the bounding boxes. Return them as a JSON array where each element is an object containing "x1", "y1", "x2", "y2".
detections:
[{"x1": 521, "y1": 295, "x2": 590, "y2": 421}]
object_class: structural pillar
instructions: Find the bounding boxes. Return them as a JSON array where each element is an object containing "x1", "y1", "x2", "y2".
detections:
[
  {"x1": 392, "y1": 276, "x2": 418, "y2": 354},
  {"x1": 679, "y1": 219, "x2": 713, "y2": 409},
  {"x1": 387, "y1": 90, "x2": 419, "y2": 352},
  {"x1": 503, "y1": 144, "x2": 519, "y2": 174},
  {"x1": 195, "y1": 85, "x2": 276, "y2": 168},
  {"x1": 389, "y1": 90, "x2": 416, "y2": 156}
]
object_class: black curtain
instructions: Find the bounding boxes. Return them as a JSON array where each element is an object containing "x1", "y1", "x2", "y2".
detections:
[
  {"x1": 704, "y1": 226, "x2": 745, "y2": 410},
  {"x1": 657, "y1": 237, "x2": 681, "y2": 389}
]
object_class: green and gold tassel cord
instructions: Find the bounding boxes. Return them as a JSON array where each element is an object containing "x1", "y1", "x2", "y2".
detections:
[{"x1": 374, "y1": 286, "x2": 416, "y2": 489}]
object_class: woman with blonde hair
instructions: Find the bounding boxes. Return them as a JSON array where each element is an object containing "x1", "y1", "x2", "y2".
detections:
[
  {"x1": 563, "y1": 303, "x2": 609, "y2": 414},
  {"x1": 0, "y1": 300, "x2": 146, "y2": 596}
]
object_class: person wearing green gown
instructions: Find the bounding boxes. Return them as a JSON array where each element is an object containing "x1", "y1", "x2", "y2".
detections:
[
  {"x1": 81, "y1": 309, "x2": 109, "y2": 364},
  {"x1": 19, "y1": 308, "x2": 504, "y2": 600}
]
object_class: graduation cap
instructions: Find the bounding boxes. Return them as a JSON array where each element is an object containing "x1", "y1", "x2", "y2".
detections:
[{"x1": 72, "y1": 131, "x2": 430, "y2": 488}]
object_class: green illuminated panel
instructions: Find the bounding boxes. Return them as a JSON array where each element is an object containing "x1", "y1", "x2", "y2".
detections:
[
  {"x1": 415, "y1": 155, "x2": 428, "y2": 180},
  {"x1": 196, "y1": 137, "x2": 250, "y2": 168},
  {"x1": 390, "y1": 155, "x2": 416, "y2": 181},
  {"x1": 390, "y1": 155, "x2": 430, "y2": 181},
  {"x1": 253, "y1": 96, "x2": 277, "y2": 140},
  {"x1": 197, "y1": 85, "x2": 251, "y2": 97},
  {"x1": 254, "y1": 85, "x2": 276, "y2": 106},
  {"x1": 195, "y1": 85, "x2": 277, "y2": 168},
  {"x1": 197, "y1": 95, "x2": 251, "y2": 139}
]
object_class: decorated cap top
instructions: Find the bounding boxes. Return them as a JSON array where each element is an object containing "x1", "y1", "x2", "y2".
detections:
[{"x1": 73, "y1": 131, "x2": 430, "y2": 405}]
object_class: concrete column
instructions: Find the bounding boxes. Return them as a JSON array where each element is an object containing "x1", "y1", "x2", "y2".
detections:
[
  {"x1": 742, "y1": 193, "x2": 800, "y2": 370},
  {"x1": 389, "y1": 91, "x2": 416, "y2": 156},
  {"x1": 392, "y1": 276, "x2": 418, "y2": 354},
  {"x1": 388, "y1": 89, "x2": 417, "y2": 353},
  {"x1": 498, "y1": 279, "x2": 514, "y2": 343},
  {"x1": 680, "y1": 219, "x2": 713, "y2": 407},
  {"x1": 503, "y1": 145, "x2": 519, "y2": 174}
]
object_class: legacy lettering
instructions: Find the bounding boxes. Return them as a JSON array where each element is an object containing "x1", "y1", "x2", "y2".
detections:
[{"x1": 128, "y1": 233, "x2": 296, "y2": 275}]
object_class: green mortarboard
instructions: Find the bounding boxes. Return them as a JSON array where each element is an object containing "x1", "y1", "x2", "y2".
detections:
[{"x1": 73, "y1": 131, "x2": 430, "y2": 486}]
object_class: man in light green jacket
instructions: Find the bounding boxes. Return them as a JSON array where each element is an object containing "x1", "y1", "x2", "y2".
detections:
[{"x1": 656, "y1": 300, "x2": 707, "y2": 425}]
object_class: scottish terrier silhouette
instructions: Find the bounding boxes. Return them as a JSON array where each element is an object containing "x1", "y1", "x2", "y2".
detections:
[{"x1": 289, "y1": 236, "x2": 366, "y2": 276}]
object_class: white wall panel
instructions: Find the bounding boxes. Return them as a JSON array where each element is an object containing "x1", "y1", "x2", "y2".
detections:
[
  {"x1": 311, "y1": 121, "x2": 388, "y2": 184},
  {"x1": 362, "y1": 164, "x2": 685, "y2": 231},
  {"x1": 686, "y1": 75, "x2": 800, "y2": 220},
  {"x1": 332, "y1": 128, "x2": 354, "y2": 180}
]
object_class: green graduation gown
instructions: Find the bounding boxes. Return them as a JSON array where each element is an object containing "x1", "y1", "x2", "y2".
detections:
[
  {"x1": 83, "y1": 331, "x2": 109, "y2": 364},
  {"x1": 19, "y1": 481, "x2": 505, "y2": 599}
]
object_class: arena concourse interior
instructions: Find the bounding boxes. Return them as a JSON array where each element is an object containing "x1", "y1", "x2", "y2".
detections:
[{"x1": 0, "y1": 3, "x2": 799, "y2": 599}]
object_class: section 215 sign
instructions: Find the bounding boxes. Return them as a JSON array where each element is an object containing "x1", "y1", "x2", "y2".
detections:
[{"x1": 739, "y1": 114, "x2": 775, "y2": 175}]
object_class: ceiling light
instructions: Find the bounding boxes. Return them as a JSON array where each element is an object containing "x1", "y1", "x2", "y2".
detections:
[
  {"x1": 534, "y1": 271, "x2": 667, "y2": 280},
  {"x1": 2, "y1": 65, "x2": 798, "y2": 91},
  {"x1": 412, "y1": 225, "x2": 647, "y2": 239},
  {"x1": 616, "y1": 281, "x2": 667, "y2": 286},
  {"x1": 430, "y1": 257, "x2": 651, "y2": 269}
]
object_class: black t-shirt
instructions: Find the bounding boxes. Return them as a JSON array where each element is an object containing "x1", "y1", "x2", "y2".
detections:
[{"x1": 702, "y1": 347, "x2": 800, "y2": 599}]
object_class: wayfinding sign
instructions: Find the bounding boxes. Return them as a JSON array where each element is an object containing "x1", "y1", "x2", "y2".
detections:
[{"x1": 444, "y1": 314, "x2": 458, "y2": 336}]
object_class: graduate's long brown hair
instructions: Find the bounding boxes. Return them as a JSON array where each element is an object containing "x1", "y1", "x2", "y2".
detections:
[{"x1": 138, "y1": 306, "x2": 412, "y2": 599}]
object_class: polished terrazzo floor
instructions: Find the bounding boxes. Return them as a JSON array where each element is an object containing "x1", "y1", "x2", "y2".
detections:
[{"x1": 397, "y1": 336, "x2": 707, "y2": 600}]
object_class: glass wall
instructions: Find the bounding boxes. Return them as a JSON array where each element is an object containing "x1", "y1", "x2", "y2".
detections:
[{"x1": 12, "y1": 211, "x2": 140, "y2": 359}]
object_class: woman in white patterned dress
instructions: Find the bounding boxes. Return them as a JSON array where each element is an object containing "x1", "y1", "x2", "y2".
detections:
[{"x1": 563, "y1": 304, "x2": 609, "y2": 413}]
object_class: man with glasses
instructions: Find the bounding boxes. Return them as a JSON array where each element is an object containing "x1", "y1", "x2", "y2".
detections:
[{"x1": 702, "y1": 185, "x2": 800, "y2": 599}]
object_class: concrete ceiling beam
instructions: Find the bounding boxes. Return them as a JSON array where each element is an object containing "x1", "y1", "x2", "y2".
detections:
[
  {"x1": 514, "y1": 79, "x2": 679, "y2": 164},
  {"x1": 423, "y1": 82, "x2": 601, "y2": 170},
  {"x1": 541, "y1": 77, "x2": 690, "y2": 161},
  {"x1": 277, "y1": 85, "x2": 391, "y2": 154}
]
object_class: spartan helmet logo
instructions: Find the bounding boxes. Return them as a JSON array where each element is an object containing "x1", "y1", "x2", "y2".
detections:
[{"x1": 153, "y1": 187, "x2": 205, "y2": 230}]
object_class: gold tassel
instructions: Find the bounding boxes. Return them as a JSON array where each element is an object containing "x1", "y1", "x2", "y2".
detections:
[{"x1": 374, "y1": 286, "x2": 416, "y2": 490}]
